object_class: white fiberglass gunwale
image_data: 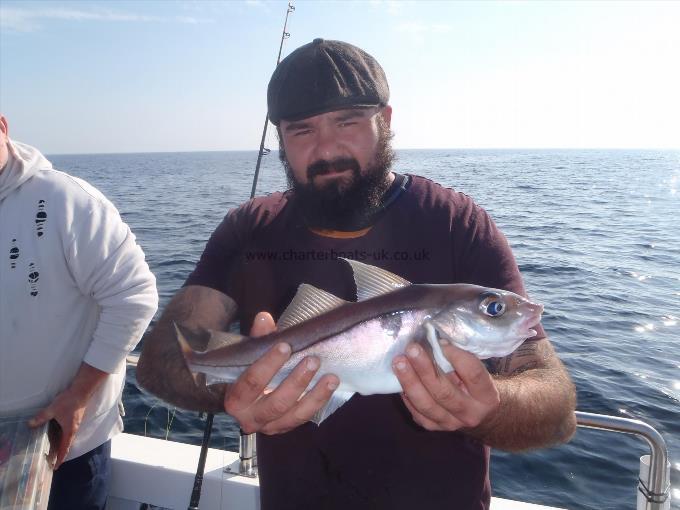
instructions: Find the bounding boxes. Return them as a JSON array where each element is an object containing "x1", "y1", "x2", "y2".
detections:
[
  {"x1": 105, "y1": 432, "x2": 564, "y2": 510},
  {"x1": 121, "y1": 355, "x2": 673, "y2": 510}
]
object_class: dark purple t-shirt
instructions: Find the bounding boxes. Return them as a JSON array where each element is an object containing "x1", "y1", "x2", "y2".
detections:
[{"x1": 186, "y1": 174, "x2": 543, "y2": 510}]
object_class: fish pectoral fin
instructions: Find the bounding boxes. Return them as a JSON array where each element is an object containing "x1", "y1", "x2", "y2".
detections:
[
  {"x1": 415, "y1": 323, "x2": 445, "y2": 378},
  {"x1": 311, "y1": 390, "x2": 355, "y2": 425},
  {"x1": 277, "y1": 284, "x2": 349, "y2": 330},
  {"x1": 339, "y1": 258, "x2": 411, "y2": 301},
  {"x1": 429, "y1": 316, "x2": 467, "y2": 346},
  {"x1": 423, "y1": 321, "x2": 454, "y2": 374}
]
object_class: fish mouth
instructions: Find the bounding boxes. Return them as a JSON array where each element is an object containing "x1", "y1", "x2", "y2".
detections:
[
  {"x1": 518, "y1": 324, "x2": 540, "y2": 340},
  {"x1": 518, "y1": 303, "x2": 544, "y2": 339}
]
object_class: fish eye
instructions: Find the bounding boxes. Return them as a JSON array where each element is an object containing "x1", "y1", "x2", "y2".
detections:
[{"x1": 480, "y1": 294, "x2": 506, "y2": 317}]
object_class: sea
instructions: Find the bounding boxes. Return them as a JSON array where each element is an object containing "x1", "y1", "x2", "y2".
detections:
[{"x1": 49, "y1": 149, "x2": 679, "y2": 510}]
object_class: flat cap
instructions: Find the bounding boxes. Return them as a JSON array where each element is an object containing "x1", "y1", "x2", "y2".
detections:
[{"x1": 267, "y1": 38, "x2": 390, "y2": 126}]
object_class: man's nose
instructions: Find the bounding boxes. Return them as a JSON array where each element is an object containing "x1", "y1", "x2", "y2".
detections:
[{"x1": 311, "y1": 124, "x2": 341, "y2": 162}]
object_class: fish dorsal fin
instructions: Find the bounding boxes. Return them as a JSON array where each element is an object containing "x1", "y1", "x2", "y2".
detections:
[
  {"x1": 312, "y1": 390, "x2": 355, "y2": 425},
  {"x1": 277, "y1": 284, "x2": 348, "y2": 330},
  {"x1": 340, "y1": 258, "x2": 411, "y2": 301}
]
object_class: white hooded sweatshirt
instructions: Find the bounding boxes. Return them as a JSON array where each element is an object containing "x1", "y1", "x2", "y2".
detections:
[{"x1": 0, "y1": 141, "x2": 158, "y2": 460}]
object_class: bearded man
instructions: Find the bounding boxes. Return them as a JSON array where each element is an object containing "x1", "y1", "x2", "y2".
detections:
[{"x1": 137, "y1": 39, "x2": 576, "y2": 510}]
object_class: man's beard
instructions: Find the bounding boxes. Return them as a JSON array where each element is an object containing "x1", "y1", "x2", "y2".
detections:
[{"x1": 279, "y1": 115, "x2": 395, "y2": 230}]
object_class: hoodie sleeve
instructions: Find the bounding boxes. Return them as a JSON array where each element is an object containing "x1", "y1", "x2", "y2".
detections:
[{"x1": 64, "y1": 196, "x2": 159, "y2": 374}]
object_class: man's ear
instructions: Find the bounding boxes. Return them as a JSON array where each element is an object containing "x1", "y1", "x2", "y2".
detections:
[
  {"x1": 380, "y1": 105, "x2": 393, "y2": 128},
  {"x1": 0, "y1": 115, "x2": 8, "y2": 138}
]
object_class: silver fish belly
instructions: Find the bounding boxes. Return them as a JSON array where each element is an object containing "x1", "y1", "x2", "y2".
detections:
[
  {"x1": 195, "y1": 310, "x2": 429, "y2": 395},
  {"x1": 277, "y1": 310, "x2": 429, "y2": 395}
]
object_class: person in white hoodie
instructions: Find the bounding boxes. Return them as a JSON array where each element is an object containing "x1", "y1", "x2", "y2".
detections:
[{"x1": 0, "y1": 114, "x2": 158, "y2": 509}]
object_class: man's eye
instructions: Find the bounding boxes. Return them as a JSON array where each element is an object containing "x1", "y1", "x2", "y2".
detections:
[
  {"x1": 339, "y1": 121, "x2": 357, "y2": 128},
  {"x1": 293, "y1": 129, "x2": 312, "y2": 137}
]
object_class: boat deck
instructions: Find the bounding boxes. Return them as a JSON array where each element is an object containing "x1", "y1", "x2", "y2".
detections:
[{"x1": 106, "y1": 433, "x2": 563, "y2": 510}]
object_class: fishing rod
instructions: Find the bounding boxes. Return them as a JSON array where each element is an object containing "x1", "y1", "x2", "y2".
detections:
[
  {"x1": 187, "y1": 413, "x2": 213, "y2": 510},
  {"x1": 250, "y1": 1, "x2": 296, "y2": 199},
  {"x1": 188, "y1": 4, "x2": 296, "y2": 509}
]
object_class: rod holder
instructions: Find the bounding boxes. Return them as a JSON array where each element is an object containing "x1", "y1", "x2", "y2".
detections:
[{"x1": 238, "y1": 430, "x2": 257, "y2": 478}]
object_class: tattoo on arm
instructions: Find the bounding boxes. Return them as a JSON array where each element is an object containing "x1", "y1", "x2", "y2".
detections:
[
  {"x1": 509, "y1": 360, "x2": 541, "y2": 375},
  {"x1": 484, "y1": 357, "x2": 502, "y2": 375},
  {"x1": 473, "y1": 337, "x2": 577, "y2": 451},
  {"x1": 167, "y1": 299, "x2": 195, "y2": 326},
  {"x1": 136, "y1": 285, "x2": 238, "y2": 413},
  {"x1": 492, "y1": 339, "x2": 552, "y2": 376}
]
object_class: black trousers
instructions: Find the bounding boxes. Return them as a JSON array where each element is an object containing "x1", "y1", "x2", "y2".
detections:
[{"x1": 47, "y1": 440, "x2": 111, "y2": 510}]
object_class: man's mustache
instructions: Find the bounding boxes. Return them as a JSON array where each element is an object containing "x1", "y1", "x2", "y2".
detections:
[{"x1": 307, "y1": 157, "x2": 360, "y2": 179}]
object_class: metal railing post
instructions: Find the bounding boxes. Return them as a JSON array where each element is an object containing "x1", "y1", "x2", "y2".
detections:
[
  {"x1": 238, "y1": 428, "x2": 257, "y2": 477},
  {"x1": 575, "y1": 411, "x2": 671, "y2": 510}
]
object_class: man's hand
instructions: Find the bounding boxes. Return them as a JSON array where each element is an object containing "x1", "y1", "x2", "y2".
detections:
[
  {"x1": 392, "y1": 342, "x2": 500, "y2": 432},
  {"x1": 28, "y1": 388, "x2": 88, "y2": 469},
  {"x1": 224, "y1": 312, "x2": 339, "y2": 435},
  {"x1": 28, "y1": 363, "x2": 108, "y2": 469}
]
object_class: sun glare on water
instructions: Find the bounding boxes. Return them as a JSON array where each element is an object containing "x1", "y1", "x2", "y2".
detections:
[
  {"x1": 669, "y1": 173, "x2": 678, "y2": 195},
  {"x1": 634, "y1": 323, "x2": 655, "y2": 333},
  {"x1": 662, "y1": 316, "x2": 678, "y2": 327}
]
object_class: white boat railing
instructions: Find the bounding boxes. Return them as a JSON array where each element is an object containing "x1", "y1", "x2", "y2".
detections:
[
  {"x1": 574, "y1": 411, "x2": 671, "y2": 510},
  {"x1": 125, "y1": 355, "x2": 672, "y2": 509},
  {"x1": 229, "y1": 412, "x2": 671, "y2": 509}
]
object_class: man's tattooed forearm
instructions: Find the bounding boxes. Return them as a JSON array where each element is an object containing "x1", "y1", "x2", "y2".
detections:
[
  {"x1": 487, "y1": 340, "x2": 546, "y2": 376},
  {"x1": 510, "y1": 360, "x2": 541, "y2": 375},
  {"x1": 165, "y1": 298, "x2": 195, "y2": 324},
  {"x1": 484, "y1": 357, "x2": 502, "y2": 374},
  {"x1": 512, "y1": 342, "x2": 539, "y2": 358}
]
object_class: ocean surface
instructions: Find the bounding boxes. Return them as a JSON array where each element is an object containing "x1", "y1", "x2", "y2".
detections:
[{"x1": 49, "y1": 149, "x2": 679, "y2": 510}]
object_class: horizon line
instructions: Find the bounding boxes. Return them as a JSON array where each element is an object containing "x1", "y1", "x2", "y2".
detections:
[{"x1": 46, "y1": 147, "x2": 680, "y2": 157}]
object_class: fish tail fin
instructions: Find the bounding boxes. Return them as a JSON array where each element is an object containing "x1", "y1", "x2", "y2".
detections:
[
  {"x1": 206, "y1": 329, "x2": 247, "y2": 350},
  {"x1": 173, "y1": 322, "x2": 202, "y2": 386}
]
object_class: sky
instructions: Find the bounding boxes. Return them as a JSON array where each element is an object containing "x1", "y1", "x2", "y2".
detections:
[{"x1": 1, "y1": 0, "x2": 679, "y2": 154}]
